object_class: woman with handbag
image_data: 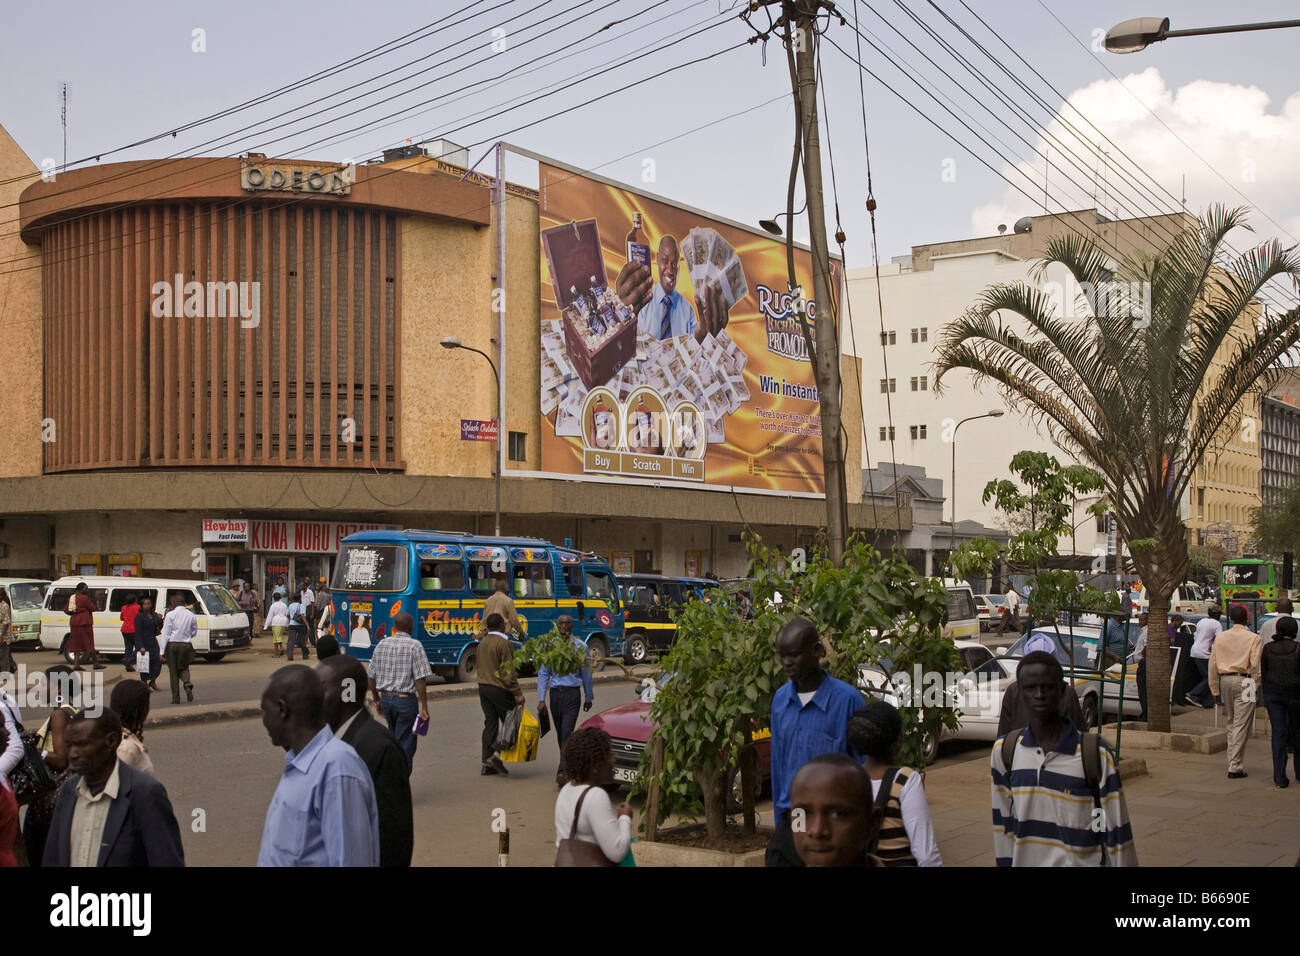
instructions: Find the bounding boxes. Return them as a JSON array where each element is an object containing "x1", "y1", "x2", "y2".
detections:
[
  {"x1": 133, "y1": 597, "x2": 163, "y2": 691},
  {"x1": 23, "y1": 665, "x2": 80, "y2": 869},
  {"x1": 554, "y1": 727, "x2": 633, "y2": 867}
]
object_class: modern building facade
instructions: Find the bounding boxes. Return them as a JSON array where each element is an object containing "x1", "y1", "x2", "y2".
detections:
[
  {"x1": 0, "y1": 126, "x2": 904, "y2": 592},
  {"x1": 1261, "y1": 368, "x2": 1300, "y2": 506},
  {"x1": 845, "y1": 208, "x2": 1260, "y2": 565}
]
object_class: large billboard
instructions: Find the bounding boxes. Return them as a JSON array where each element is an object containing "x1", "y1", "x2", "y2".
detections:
[{"x1": 538, "y1": 163, "x2": 838, "y2": 493}]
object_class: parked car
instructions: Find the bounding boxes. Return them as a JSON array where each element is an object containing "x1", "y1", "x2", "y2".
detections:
[
  {"x1": 1133, "y1": 581, "x2": 1214, "y2": 617},
  {"x1": 857, "y1": 639, "x2": 1002, "y2": 764},
  {"x1": 976, "y1": 594, "x2": 1005, "y2": 632},
  {"x1": 0, "y1": 578, "x2": 50, "y2": 645},
  {"x1": 580, "y1": 676, "x2": 772, "y2": 812}
]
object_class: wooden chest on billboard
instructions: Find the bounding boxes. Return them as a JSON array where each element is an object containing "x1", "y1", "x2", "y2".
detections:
[{"x1": 542, "y1": 218, "x2": 637, "y2": 390}]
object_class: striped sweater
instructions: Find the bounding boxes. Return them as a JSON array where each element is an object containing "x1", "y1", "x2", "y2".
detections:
[{"x1": 991, "y1": 723, "x2": 1137, "y2": 867}]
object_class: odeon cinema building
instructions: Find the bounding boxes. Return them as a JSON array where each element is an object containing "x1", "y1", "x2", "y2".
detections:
[{"x1": 0, "y1": 123, "x2": 904, "y2": 594}]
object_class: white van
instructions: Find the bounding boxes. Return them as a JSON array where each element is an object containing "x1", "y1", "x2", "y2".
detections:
[
  {"x1": 940, "y1": 578, "x2": 981, "y2": 640},
  {"x1": 40, "y1": 576, "x2": 252, "y2": 663}
]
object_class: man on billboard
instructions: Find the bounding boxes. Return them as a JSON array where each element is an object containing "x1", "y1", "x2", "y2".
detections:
[{"x1": 621, "y1": 236, "x2": 729, "y2": 343}]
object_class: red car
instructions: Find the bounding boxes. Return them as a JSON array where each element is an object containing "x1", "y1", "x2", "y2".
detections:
[{"x1": 580, "y1": 679, "x2": 772, "y2": 812}]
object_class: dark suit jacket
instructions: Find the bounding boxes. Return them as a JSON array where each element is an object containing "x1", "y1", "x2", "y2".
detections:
[
  {"x1": 43, "y1": 760, "x2": 185, "y2": 867},
  {"x1": 341, "y1": 710, "x2": 414, "y2": 867}
]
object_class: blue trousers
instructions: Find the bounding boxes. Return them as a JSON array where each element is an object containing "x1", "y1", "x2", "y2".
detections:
[
  {"x1": 1264, "y1": 697, "x2": 1300, "y2": 786},
  {"x1": 1187, "y1": 658, "x2": 1213, "y2": 706},
  {"x1": 549, "y1": 685, "x2": 582, "y2": 773},
  {"x1": 381, "y1": 693, "x2": 418, "y2": 774}
]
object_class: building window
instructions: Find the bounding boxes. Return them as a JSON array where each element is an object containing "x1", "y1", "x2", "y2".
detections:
[
  {"x1": 508, "y1": 431, "x2": 526, "y2": 461},
  {"x1": 879, "y1": 426, "x2": 895, "y2": 441},
  {"x1": 880, "y1": 378, "x2": 895, "y2": 393},
  {"x1": 910, "y1": 377, "x2": 918, "y2": 391},
  {"x1": 1197, "y1": 487, "x2": 1204, "y2": 508},
  {"x1": 879, "y1": 427, "x2": 887, "y2": 441},
  {"x1": 910, "y1": 328, "x2": 919, "y2": 343},
  {"x1": 880, "y1": 331, "x2": 896, "y2": 346},
  {"x1": 1096, "y1": 513, "x2": 1107, "y2": 533},
  {"x1": 919, "y1": 375, "x2": 927, "y2": 390},
  {"x1": 920, "y1": 424, "x2": 927, "y2": 439},
  {"x1": 889, "y1": 378, "x2": 896, "y2": 392},
  {"x1": 920, "y1": 327, "x2": 928, "y2": 342},
  {"x1": 908, "y1": 424, "x2": 927, "y2": 440}
]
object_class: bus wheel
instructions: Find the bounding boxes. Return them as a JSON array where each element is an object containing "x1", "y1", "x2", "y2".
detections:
[
  {"x1": 624, "y1": 633, "x2": 648, "y2": 665},
  {"x1": 456, "y1": 647, "x2": 478, "y2": 683},
  {"x1": 587, "y1": 637, "x2": 608, "y2": 672}
]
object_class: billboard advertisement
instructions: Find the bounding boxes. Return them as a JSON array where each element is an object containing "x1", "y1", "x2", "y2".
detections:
[{"x1": 538, "y1": 163, "x2": 839, "y2": 493}]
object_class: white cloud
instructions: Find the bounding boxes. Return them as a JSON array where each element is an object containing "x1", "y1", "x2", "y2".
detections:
[{"x1": 969, "y1": 67, "x2": 1300, "y2": 253}]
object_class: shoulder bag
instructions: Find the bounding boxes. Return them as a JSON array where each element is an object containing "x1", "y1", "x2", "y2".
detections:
[
  {"x1": 3, "y1": 702, "x2": 54, "y2": 806},
  {"x1": 555, "y1": 786, "x2": 619, "y2": 867}
]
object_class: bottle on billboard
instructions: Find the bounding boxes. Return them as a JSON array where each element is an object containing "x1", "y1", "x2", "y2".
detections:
[
  {"x1": 585, "y1": 276, "x2": 607, "y2": 335},
  {"x1": 635, "y1": 395, "x2": 653, "y2": 448},
  {"x1": 626, "y1": 212, "x2": 649, "y2": 267},
  {"x1": 593, "y1": 396, "x2": 613, "y2": 449}
]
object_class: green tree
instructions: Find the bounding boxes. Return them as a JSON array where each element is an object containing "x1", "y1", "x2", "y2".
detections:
[
  {"x1": 1250, "y1": 478, "x2": 1300, "y2": 559},
  {"x1": 935, "y1": 205, "x2": 1300, "y2": 732},
  {"x1": 636, "y1": 533, "x2": 956, "y2": 843}
]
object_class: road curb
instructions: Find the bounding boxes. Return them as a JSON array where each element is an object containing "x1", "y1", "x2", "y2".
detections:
[{"x1": 142, "y1": 669, "x2": 647, "y2": 730}]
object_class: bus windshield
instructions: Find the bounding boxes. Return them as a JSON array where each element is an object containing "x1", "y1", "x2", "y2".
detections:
[{"x1": 334, "y1": 544, "x2": 409, "y2": 592}]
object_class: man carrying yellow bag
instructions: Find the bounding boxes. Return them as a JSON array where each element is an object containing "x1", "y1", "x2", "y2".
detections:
[{"x1": 479, "y1": 612, "x2": 529, "y2": 775}]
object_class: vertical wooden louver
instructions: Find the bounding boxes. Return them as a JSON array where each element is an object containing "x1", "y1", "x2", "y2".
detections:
[{"x1": 40, "y1": 202, "x2": 401, "y2": 472}]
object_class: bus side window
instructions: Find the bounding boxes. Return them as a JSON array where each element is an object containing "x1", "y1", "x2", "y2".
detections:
[
  {"x1": 420, "y1": 561, "x2": 464, "y2": 592},
  {"x1": 515, "y1": 563, "x2": 553, "y2": 599},
  {"x1": 585, "y1": 569, "x2": 617, "y2": 608},
  {"x1": 468, "y1": 562, "x2": 504, "y2": 594},
  {"x1": 564, "y1": 565, "x2": 583, "y2": 597}
]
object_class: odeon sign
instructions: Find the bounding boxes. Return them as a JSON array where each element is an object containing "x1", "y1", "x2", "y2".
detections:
[{"x1": 240, "y1": 159, "x2": 351, "y2": 196}]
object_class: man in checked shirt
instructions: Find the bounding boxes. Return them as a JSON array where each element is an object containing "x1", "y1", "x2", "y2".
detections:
[{"x1": 366, "y1": 612, "x2": 431, "y2": 775}]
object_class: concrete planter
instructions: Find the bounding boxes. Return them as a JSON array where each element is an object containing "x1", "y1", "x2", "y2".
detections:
[
  {"x1": 633, "y1": 824, "x2": 770, "y2": 867},
  {"x1": 1103, "y1": 723, "x2": 1226, "y2": 754}
]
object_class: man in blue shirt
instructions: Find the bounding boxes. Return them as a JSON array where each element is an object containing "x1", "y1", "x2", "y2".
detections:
[
  {"x1": 536, "y1": 614, "x2": 595, "y2": 787},
  {"x1": 765, "y1": 617, "x2": 866, "y2": 867},
  {"x1": 258, "y1": 665, "x2": 380, "y2": 867},
  {"x1": 632, "y1": 235, "x2": 731, "y2": 343}
]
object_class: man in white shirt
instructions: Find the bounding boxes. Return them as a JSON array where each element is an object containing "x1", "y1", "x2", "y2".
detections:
[
  {"x1": 1258, "y1": 597, "x2": 1293, "y2": 644},
  {"x1": 996, "y1": 586, "x2": 1021, "y2": 636},
  {"x1": 160, "y1": 592, "x2": 198, "y2": 705},
  {"x1": 1186, "y1": 607, "x2": 1223, "y2": 708}
]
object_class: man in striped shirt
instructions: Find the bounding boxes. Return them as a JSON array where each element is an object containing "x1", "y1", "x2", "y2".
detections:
[{"x1": 991, "y1": 651, "x2": 1137, "y2": 867}]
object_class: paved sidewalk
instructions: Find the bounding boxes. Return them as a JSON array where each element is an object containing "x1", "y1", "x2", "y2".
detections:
[{"x1": 924, "y1": 714, "x2": 1300, "y2": 867}]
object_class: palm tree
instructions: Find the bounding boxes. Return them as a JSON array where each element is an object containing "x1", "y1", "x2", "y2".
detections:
[{"x1": 934, "y1": 206, "x2": 1300, "y2": 732}]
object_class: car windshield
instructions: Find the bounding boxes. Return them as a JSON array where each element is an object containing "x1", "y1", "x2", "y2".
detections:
[
  {"x1": 8, "y1": 582, "x2": 47, "y2": 610},
  {"x1": 985, "y1": 596, "x2": 1006, "y2": 607},
  {"x1": 1006, "y1": 629, "x2": 1104, "y2": 670},
  {"x1": 197, "y1": 584, "x2": 242, "y2": 614}
]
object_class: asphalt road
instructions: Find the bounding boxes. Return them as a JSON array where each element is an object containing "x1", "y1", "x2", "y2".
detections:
[{"x1": 144, "y1": 682, "x2": 645, "y2": 866}]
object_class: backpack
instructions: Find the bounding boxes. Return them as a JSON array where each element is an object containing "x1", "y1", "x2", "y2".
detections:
[{"x1": 1001, "y1": 727, "x2": 1108, "y2": 864}]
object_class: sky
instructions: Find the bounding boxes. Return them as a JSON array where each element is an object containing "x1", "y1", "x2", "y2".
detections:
[{"x1": 3, "y1": 0, "x2": 1299, "y2": 271}]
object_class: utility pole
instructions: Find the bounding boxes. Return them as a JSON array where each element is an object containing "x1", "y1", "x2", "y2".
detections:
[{"x1": 747, "y1": 0, "x2": 848, "y2": 564}]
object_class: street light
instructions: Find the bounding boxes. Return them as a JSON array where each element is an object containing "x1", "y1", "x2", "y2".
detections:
[
  {"x1": 440, "y1": 336, "x2": 502, "y2": 536},
  {"x1": 1105, "y1": 16, "x2": 1300, "y2": 54},
  {"x1": 758, "y1": 201, "x2": 807, "y2": 236},
  {"x1": 950, "y1": 410, "x2": 1005, "y2": 558}
]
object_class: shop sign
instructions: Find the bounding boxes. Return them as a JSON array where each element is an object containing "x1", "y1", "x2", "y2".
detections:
[
  {"x1": 460, "y1": 419, "x2": 498, "y2": 442},
  {"x1": 202, "y1": 518, "x2": 249, "y2": 543},
  {"x1": 248, "y1": 520, "x2": 399, "y2": 554}
]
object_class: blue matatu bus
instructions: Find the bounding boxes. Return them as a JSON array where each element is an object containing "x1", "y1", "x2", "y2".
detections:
[{"x1": 330, "y1": 530, "x2": 625, "y2": 682}]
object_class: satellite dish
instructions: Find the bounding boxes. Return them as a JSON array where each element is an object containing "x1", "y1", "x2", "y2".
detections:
[
  {"x1": 1013, "y1": 217, "x2": 1033, "y2": 234},
  {"x1": 997, "y1": 224, "x2": 1007, "y2": 235}
]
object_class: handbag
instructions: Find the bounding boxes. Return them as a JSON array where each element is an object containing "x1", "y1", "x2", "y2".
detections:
[
  {"x1": 135, "y1": 649, "x2": 151, "y2": 674},
  {"x1": 3, "y1": 704, "x2": 54, "y2": 807},
  {"x1": 495, "y1": 706, "x2": 523, "y2": 751},
  {"x1": 555, "y1": 786, "x2": 619, "y2": 867}
]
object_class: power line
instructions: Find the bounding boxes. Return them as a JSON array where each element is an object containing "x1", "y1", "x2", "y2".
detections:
[{"x1": 0, "y1": 7, "x2": 737, "y2": 273}]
